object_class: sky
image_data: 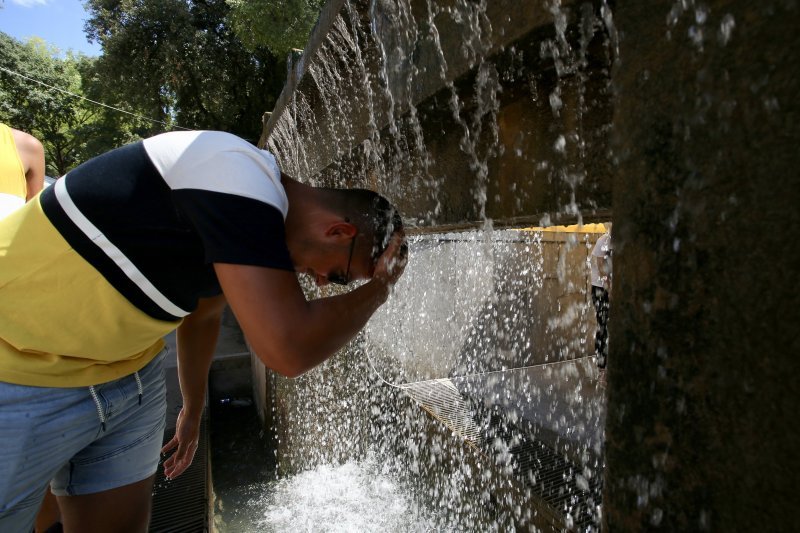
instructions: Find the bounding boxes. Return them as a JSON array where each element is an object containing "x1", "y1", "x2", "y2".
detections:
[{"x1": 0, "y1": 0, "x2": 102, "y2": 56}]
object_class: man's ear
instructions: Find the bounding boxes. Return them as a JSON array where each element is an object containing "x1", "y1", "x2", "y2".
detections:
[{"x1": 324, "y1": 220, "x2": 357, "y2": 241}]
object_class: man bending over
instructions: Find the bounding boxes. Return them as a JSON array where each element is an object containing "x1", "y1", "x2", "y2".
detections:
[{"x1": 0, "y1": 130, "x2": 406, "y2": 533}]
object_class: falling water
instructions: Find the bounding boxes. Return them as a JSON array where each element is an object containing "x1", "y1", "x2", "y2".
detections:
[{"x1": 236, "y1": 0, "x2": 617, "y2": 531}]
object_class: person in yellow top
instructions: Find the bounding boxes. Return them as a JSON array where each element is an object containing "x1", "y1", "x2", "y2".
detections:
[
  {"x1": 0, "y1": 123, "x2": 45, "y2": 219},
  {"x1": 0, "y1": 124, "x2": 60, "y2": 533}
]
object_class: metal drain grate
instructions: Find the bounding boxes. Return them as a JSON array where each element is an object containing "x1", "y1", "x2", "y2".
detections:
[
  {"x1": 150, "y1": 416, "x2": 209, "y2": 532},
  {"x1": 400, "y1": 372, "x2": 602, "y2": 530},
  {"x1": 149, "y1": 365, "x2": 210, "y2": 532},
  {"x1": 510, "y1": 436, "x2": 601, "y2": 529},
  {"x1": 400, "y1": 378, "x2": 482, "y2": 443}
]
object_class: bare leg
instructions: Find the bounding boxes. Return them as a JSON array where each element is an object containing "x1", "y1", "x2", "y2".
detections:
[
  {"x1": 34, "y1": 489, "x2": 61, "y2": 533},
  {"x1": 57, "y1": 476, "x2": 155, "y2": 533}
]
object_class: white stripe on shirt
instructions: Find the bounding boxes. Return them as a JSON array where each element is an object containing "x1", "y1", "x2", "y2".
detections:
[{"x1": 54, "y1": 177, "x2": 190, "y2": 318}]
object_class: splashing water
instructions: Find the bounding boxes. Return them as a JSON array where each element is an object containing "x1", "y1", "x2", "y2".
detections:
[
  {"x1": 254, "y1": 0, "x2": 617, "y2": 530},
  {"x1": 217, "y1": 457, "x2": 436, "y2": 533}
]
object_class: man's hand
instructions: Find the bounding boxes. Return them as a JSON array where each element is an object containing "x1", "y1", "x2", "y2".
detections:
[
  {"x1": 163, "y1": 294, "x2": 225, "y2": 479},
  {"x1": 160, "y1": 406, "x2": 201, "y2": 479},
  {"x1": 373, "y1": 231, "x2": 408, "y2": 287}
]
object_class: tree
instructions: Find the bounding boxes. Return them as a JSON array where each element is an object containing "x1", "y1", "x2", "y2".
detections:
[
  {"x1": 226, "y1": 0, "x2": 325, "y2": 56},
  {"x1": 84, "y1": 0, "x2": 286, "y2": 141},
  {"x1": 1, "y1": 35, "x2": 71, "y2": 142},
  {"x1": 0, "y1": 33, "x2": 142, "y2": 175}
]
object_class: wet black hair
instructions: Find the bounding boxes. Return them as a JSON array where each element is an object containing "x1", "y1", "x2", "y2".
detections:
[
  {"x1": 319, "y1": 187, "x2": 403, "y2": 263},
  {"x1": 369, "y1": 194, "x2": 404, "y2": 261}
]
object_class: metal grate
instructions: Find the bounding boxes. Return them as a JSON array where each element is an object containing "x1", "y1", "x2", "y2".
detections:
[
  {"x1": 150, "y1": 416, "x2": 209, "y2": 532},
  {"x1": 149, "y1": 365, "x2": 210, "y2": 533},
  {"x1": 400, "y1": 378, "x2": 482, "y2": 443},
  {"x1": 400, "y1": 372, "x2": 602, "y2": 531},
  {"x1": 510, "y1": 436, "x2": 602, "y2": 529}
]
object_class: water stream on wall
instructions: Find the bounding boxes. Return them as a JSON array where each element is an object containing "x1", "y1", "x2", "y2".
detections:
[{"x1": 228, "y1": 0, "x2": 615, "y2": 531}]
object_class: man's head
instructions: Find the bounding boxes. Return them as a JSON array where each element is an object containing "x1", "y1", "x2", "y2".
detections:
[{"x1": 286, "y1": 186, "x2": 404, "y2": 286}]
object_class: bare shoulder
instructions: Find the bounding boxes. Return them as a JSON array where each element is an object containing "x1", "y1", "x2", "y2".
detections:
[
  {"x1": 9, "y1": 128, "x2": 45, "y2": 198},
  {"x1": 10, "y1": 128, "x2": 43, "y2": 151}
]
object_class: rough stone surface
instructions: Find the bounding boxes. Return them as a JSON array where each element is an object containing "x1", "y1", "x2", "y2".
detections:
[{"x1": 605, "y1": 1, "x2": 800, "y2": 530}]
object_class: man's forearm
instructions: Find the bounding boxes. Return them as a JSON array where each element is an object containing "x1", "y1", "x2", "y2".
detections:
[
  {"x1": 288, "y1": 277, "x2": 390, "y2": 373},
  {"x1": 176, "y1": 296, "x2": 226, "y2": 416},
  {"x1": 218, "y1": 265, "x2": 392, "y2": 378},
  {"x1": 217, "y1": 233, "x2": 406, "y2": 378}
]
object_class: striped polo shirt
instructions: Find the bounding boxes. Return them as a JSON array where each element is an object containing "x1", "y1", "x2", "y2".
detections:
[{"x1": 0, "y1": 130, "x2": 294, "y2": 386}]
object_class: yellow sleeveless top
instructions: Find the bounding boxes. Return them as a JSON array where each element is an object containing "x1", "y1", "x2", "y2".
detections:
[{"x1": 0, "y1": 123, "x2": 27, "y2": 219}]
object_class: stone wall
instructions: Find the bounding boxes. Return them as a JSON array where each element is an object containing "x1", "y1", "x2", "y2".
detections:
[
  {"x1": 262, "y1": 0, "x2": 613, "y2": 228},
  {"x1": 605, "y1": 1, "x2": 799, "y2": 530}
]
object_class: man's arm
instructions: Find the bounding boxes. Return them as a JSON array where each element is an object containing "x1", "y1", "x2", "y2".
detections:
[
  {"x1": 10, "y1": 128, "x2": 45, "y2": 200},
  {"x1": 216, "y1": 234, "x2": 406, "y2": 378},
  {"x1": 162, "y1": 235, "x2": 404, "y2": 478},
  {"x1": 161, "y1": 293, "x2": 227, "y2": 479}
]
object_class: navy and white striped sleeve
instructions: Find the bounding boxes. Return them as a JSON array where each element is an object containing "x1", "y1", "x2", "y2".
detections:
[
  {"x1": 145, "y1": 131, "x2": 295, "y2": 271},
  {"x1": 172, "y1": 189, "x2": 294, "y2": 269}
]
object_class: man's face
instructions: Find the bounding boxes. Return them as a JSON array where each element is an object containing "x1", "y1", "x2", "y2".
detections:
[
  {"x1": 325, "y1": 235, "x2": 357, "y2": 286},
  {"x1": 298, "y1": 235, "x2": 375, "y2": 287}
]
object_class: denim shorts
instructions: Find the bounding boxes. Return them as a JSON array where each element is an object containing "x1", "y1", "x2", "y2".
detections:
[{"x1": 0, "y1": 349, "x2": 167, "y2": 532}]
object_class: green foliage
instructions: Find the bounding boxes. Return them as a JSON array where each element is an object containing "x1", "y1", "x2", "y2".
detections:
[
  {"x1": 1, "y1": 0, "x2": 299, "y2": 172},
  {"x1": 0, "y1": 33, "x2": 142, "y2": 175},
  {"x1": 226, "y1": 0, "x2": 325, "y2": 56},
  {"x1": 84, "y1": 0, "x2": 286, "y2": 141},
  {"x1": 1, "y1": 35, "x2": 69, "y2": 135}
]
